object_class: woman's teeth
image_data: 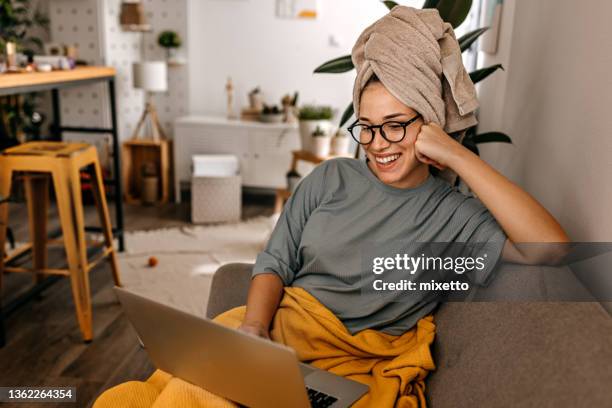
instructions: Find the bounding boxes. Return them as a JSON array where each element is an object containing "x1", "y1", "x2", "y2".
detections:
[{"x1": 375, "y1": 154, "x2": 401, "y2": 164}]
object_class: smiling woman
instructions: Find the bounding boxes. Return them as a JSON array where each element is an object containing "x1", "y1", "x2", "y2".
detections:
[
  {"x1": 237, "y1": 5, "x2": 569, "y2": 406},
  {"x1": 94, "y1": 4, "x2": 570, "y2": 408}
]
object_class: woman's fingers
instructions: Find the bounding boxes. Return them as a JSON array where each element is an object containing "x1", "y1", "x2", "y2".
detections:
[
  {"x1": 414, "y1": 122, "x2": 458, "y2": 169},
  {"x1": 415, "y1": 127, "x2": 443, "y2": 169},
  {"x1": 414, "y1": 148, "x2": 446, "y2": 170},
  {"x1": 238, "y1": 322, "x2": 270, "y2": 339}
]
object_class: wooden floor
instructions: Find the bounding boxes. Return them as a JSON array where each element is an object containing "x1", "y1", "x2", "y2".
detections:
[{"x1": 0, "y1": 192, "x2": 274, "y2": 407}]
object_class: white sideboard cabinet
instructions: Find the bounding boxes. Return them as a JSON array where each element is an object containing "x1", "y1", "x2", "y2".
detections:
[{"x1": 173, "y1": 116, "x2": 301, "y2": 202}]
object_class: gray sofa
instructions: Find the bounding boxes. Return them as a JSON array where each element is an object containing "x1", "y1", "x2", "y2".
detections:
[{"x1": 206, "y1": 263, "x2": 612, "y2": 407}]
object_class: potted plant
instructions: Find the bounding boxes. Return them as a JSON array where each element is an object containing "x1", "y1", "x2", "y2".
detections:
[
  {"x1": 298, "y1": 105, "x2": 333, "y2": 153},
  {"x1": 0, "y1": 0, "x2": 49, "y2": 144},
  {"x1": 260, "y1": 104, "x2": 284, "y2": 123},
  {"x1": 157, "y1": 30, "x2": 182, "y2": 63},
  {"x1": 311, "y1": 126, "x2": 331, "y2": 158},
  {"x1": 331, "y1": 128, "x2": 350, "y2": 156}
]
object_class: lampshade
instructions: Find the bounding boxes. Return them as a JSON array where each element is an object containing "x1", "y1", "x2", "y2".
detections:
[{"x1": 132, "y1": 62, "x2": 168, "y2": 92}]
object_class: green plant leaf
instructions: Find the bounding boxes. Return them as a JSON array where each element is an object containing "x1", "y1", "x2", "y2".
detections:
[
  {"x1": 469, "y1": 64, "x2": 504, "y2": 84},
  {"x1": 33, "y1": 9, "x2": 50, "y2": 30},
  {"x1": 383, "y1": 1, "x2": 398, "y2": 10},
  {"x1": 299, "y1": 105, "x2": 333, "y2": 121},
  {"x1": 473, "y1": 132, "x2": 512, "y2": 144},
  {"x1": 462, "y1": 125, "x2": 477, "y2": 139},
  {"x1": 314, "y1": 55, "x2": 354, "y2": 74},
  {"x1": 458, "y1": 27, "x2": 488, "y2": 52},
  {"x1": 435, "y1": 0, "x2": 472, "y2": 28},
  {"x1": 339, "y1": 103, "x2": 354, "y2": 128},
  {"x1": 26, "y1": 36, "x2": 43, "y2": 50},
  {"x1": 422, "y1": 0, "x2": 440, "y2": 8}
]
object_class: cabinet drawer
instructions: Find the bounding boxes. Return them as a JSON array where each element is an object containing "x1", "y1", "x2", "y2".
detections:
[
  {"x1": 248, "y1": 153, "x2": 291, "y2": 189},
  {"x1": 177, "y1": 125, "x2": 248, "y2": 153}
]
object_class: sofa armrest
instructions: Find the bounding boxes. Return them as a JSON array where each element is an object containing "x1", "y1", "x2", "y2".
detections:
[{"x1": 206, "y1": 263, "x2": 253, "y2": 319}]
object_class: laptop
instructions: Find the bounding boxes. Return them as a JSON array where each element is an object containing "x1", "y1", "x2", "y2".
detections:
[{"x1": 114, "y1": 287, "x2": 369, "y2": 408}]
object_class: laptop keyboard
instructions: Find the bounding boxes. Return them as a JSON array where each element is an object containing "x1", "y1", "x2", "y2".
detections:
[{"x1": 306, "y1": 387, "x2": 338, "y2": 408}]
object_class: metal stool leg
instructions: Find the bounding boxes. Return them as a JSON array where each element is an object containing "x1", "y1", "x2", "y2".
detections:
[
  {"x1": 6, "y1": 228, "x2": 14, "y2": 249},
  {"x1": 0, "y1": 167, "x2": 13, "y2": 347}
]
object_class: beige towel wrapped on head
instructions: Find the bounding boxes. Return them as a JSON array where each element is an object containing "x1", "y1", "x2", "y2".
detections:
[{"x1": 352, "y1": 5, "x2": 478, "y2": 135}]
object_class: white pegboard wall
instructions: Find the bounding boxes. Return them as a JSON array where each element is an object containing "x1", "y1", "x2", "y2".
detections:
[
  {"x1": 104, "y1": 0, "x2": 145, "y2": 141},
  {"x1": 143, "y1": 0, "x2": 189, "y2": 135},
  {"x1": 49, "y1": 0, "x2": 189, "y2": 147},
  {"x1": 49, "y1": 0, "x2": 108, "y2": 129}
]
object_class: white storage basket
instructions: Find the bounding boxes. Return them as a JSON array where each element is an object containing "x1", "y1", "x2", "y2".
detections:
[{"x1": 191, "y1": 175, "x2": 241, "y2": 223}]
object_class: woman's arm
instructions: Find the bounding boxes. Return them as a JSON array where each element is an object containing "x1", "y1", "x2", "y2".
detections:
[
  {"x1": 239, "y1": 161, "x2": 331, "y2": 338},
  {"x1": 414, "y1": 123, "x2": 570, "y2": 264},
  {"x1": 238, "y1": 273, "x2": 284, "y2": 339}
]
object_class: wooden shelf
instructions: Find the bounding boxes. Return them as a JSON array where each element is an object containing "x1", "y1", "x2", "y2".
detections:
[{"x1": 122, "y1": 139, "x2": 171, "y2": 205}]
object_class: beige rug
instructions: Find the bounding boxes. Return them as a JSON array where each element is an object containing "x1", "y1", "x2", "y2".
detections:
[{"x1": 118, "y1": 215, "x2": 277, "y2": 317}]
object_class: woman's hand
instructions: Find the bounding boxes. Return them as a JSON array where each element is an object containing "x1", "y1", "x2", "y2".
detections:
[
  {"x1": 414, "y1": 122, "x2": 469, "y2": 170},
  {"x1": 238, "y1": 321, "x2": 270, "y2": 339},
  {"x1": 240, "y1": 273, "x2": 284, "y2": 340}
]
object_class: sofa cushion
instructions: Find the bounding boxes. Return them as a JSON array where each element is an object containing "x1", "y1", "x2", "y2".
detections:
[{"x1": 427, "y1": 264, "x2": 612, "y2": 407}]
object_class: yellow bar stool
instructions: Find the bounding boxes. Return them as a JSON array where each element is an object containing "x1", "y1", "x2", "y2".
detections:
[{"x1": 0, "y1": 141, "x2": 121, "y2": 342}]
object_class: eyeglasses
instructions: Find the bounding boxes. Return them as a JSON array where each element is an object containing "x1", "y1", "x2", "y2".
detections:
[{"x1": 347, "y1": 114, "x2": 422, "y2": 145}]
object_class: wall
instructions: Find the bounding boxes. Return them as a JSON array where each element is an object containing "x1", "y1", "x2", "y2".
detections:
[
  {"x1": 139, "y1": 0, "x2": 189, "y2": 132},
  {"x1": 187, "y1": 0, "x2": 419, "y2": 119},
  {"x1": 476, "y1": 0, "x2": 612, "y2": 241},
  {"x1": 49, "y1": 0, "x2": 110, "y2": 165},
  {"x1": 49, "y1": 0, "x2": 189, "y2": 161}
]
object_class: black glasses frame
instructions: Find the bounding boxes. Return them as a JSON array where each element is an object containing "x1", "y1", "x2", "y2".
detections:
[{"x1": 347, "y1": 114, "x2": 422, "y2": 145}]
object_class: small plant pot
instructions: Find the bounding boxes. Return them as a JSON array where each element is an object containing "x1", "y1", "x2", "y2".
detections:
[
  {"x1": 312, "y1": 136, "x2": 331, "y2": 158},
  {"x1": 260, "y1": 113, "x2": 284, "y2": 123},
  {"x1": 299, "y1": 120, "x2": 331, "y2": 152},
  {"x1": 331, "y1": 136, "x2": 350, "y2": 156}
]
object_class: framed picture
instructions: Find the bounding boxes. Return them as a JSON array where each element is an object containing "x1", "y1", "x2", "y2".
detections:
[{"x1": 276, "y1": 0, "x2": 318, "y2": 19}]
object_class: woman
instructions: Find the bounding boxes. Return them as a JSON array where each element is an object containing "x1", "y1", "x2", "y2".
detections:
[
  {"x1": 239, "y1": 7, "x2": 569, "y2": 340},
  {"x1": 93, "y1": 6, "x2": 570, "y2": 408},
  {"x1": 232, "y1": 7, "x2": 569, "y2": 407}
]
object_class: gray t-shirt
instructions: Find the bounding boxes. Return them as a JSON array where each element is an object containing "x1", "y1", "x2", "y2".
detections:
[{"x1": 253, "y1": 158, "x2": 507, "y2": 335}]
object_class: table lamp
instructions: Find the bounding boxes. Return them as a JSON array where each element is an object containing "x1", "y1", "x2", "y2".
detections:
[{"x1": 131, "y1": 61, "x2": 167, "y2": 141}]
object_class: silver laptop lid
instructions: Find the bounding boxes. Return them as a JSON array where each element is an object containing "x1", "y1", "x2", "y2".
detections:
[{"x1": 114, "y1": 286, "x2": 310, "y2": 408}]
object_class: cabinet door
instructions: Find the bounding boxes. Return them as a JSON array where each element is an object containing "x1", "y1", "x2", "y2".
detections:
[{"x1": 248, "y1": 128, "x2": 300, "y2": 188}]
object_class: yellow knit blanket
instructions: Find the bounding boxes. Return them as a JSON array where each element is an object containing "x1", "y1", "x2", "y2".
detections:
[{"x1": 94, "y1": 287, "x2": 436, "y2": 407}]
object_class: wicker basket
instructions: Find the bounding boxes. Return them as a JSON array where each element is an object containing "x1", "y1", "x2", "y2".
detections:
[{"x1": 191, "y1": 175, "x2": 241, "y2": 223}]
